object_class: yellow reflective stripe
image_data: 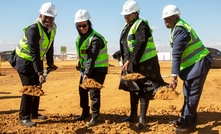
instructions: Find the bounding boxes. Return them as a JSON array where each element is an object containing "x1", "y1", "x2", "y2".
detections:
[
  {"x1": 181, "y1": 45, "x2": 206, "y2": 63},
  {"x1": 82, "y1": 59, "x2": 108, "y2": 68},
  {"x1": 170, "y1": 19, "x2": 209, "y2": 70},
  {"x1": 180, "y1": 48, "x2": 209, "y2": 70},
  {"x1": 77, "y1": 30, "x2": 108, "y2": 68},
  {"x1": 17, "y1": 44, "x2": 30, "y2": 55}
]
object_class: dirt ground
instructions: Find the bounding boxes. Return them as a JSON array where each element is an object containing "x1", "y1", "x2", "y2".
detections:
[{"x1": 0, "y1": 60, "x2": 221, "y2": 134}]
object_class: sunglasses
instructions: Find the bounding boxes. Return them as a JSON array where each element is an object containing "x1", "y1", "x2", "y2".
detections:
[{"x1": 77, "y1": 24, "x2": 87, "y2": 28}]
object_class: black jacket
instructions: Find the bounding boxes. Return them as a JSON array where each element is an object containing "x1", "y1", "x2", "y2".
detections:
[
  {"x1": 119, "y1": 18, "x2": 166, "y2": 88},
  {"x1": 10, "y1": 23, "x2": 54, "y2": 74},
  {"x1": 77, "y1": 28, "x2": 108, "y2": 77}
]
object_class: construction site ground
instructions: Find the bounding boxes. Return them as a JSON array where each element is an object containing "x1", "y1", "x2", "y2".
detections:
[{"x1": 0, "y1": 60, "x2": 221, "y2": 134}]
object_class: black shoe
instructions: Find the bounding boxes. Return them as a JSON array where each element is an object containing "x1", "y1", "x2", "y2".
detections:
[
  {"x1": 87, "y1": 118, "x2": 98, "y2": 127},
  {"x1": 19, "y1": 119, "x2": 36, "y2": 127},
  {"x1": 76, "y1": 114, "x2": 89, "y2": 121},
  {"x1": 137, "y1": 116, "x2": 146, "y2": 130},
  {"x1": 174, "y1": 128, "x2": 195, "y2": 133},
  {"x1": 32, "y1": 114, "x2": 48, "y2": 120},
  {"x1": 169, "y1": 120, "x2": 182, "y2": 128}
]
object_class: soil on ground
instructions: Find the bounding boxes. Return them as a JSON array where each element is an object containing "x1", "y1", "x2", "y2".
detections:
[{"x1": 0, "y1": 60, "x2": 221, "y2": 134}]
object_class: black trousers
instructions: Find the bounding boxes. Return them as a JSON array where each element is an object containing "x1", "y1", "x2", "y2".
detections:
[
  {"x1": 130, "y1": 90, "x2": 150, "y2": 109},
  {"x1": 17, "y1": 71, "x2": 40, "y2": 120},
  {"x1": 78, "y1": 72, "x2": 106, "y2": 115}
]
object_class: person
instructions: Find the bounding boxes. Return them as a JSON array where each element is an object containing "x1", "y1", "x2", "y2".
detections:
[
  {"x1": 116, "y1": 0, "x2": 168, "y2": 130},
  {"x1": 74, "y1": 9, "x2": 108, "y2": 127},
  {"x1": 8, "y1": 2, "x2": 58, "y2": 127},
  {"x1": 161, "y1": 4, "x2": 214, "y2": 133}
]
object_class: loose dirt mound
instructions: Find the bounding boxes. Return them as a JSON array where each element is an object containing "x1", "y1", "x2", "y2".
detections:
[
  {"x1": 1, "y1": 61, "x2": 221, "y2": 134},
  {"x1": 80, "y1": 78, "x2": 104, "y2": 90},
  {"x1": 121, "y1": 73, "x2": 145, "y2": 81},
  {"x1": 154, "y1": 87, "x2": 180, "y2": 100},
  {"x1": 19, "y1": 85, "x2": 44, "y2": 96}
]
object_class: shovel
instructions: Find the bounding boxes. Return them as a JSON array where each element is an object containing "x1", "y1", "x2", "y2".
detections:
[
  {"x1": 79, "y1": 69, "x2": 103, "y2": 90},
  {"x1": 19, "y1": 68, "x2": 53, "y2": 96},
  {"x1": 116, "y1": 57, "x2": 140, "y2": 92}
]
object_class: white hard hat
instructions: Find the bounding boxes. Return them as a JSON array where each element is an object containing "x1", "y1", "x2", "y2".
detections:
[
  {"x1": 162, "y1": 4, "x2": 181, "y2": 19},
  {"x1": 74, "y1": 9, "x2": 91, "y2": 23},
  {"x1": 121, "y1": 0, "x2": 140, "y2": 15},
  {"x1": 39, "y1": 2, "x2": 57, "y2": 17}
]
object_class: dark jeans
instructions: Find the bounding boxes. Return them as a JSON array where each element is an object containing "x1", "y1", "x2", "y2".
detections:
[{"x1": 17, "y1": 71, "x2": 40, "y2": 120}]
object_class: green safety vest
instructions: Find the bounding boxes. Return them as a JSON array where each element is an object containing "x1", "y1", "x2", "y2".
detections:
[
  {"x1": 127, "y1": 18, "x2": 157, "y2": 63},
  {"x1": 76, "y1": 30, "x2": 108, "y2": 68},
  {"x1": 16, "y1": 19, "x2": 56, "y2": 61},
  {"x1": 170, "y1": 19, "x2": 209, "y2": 70}
]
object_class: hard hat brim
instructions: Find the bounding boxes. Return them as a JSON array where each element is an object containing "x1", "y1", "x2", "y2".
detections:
[
  {"x1": 41, "y1": 13, "x2": 56, "y2": 18},
  {"x1": 74, "y1": 19, "x2": 88, "y2": 23},
  {"x1": 162, "y1": 13, "x2": 180, "y2": 19},
  {"x1": 120, "y1": 11, "x2": 133, "y2": 15}
]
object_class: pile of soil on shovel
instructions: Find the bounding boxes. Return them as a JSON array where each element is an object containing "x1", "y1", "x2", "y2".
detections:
[
  {"x1": 19, "y1": 85, "x2": 44, "y2": 96},
  {"x1": 80, "y1": 78, "x2": 104, "y2": 90},
  {"x1": 121, "y1": 73, "x2": 145, "y2": 81},
  {"x1": 154, "y1": 87, "x2": 180, "y2": 100}
]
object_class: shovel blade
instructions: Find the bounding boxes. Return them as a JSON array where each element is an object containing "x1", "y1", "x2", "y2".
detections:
[{"x1": 119, "y1": 79, "x2": 140, "y2": 92}]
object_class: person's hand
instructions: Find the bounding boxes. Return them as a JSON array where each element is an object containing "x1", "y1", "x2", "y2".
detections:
[
  {"x1": 83, "y1": 75, "x2": 88, "y2": 81},
  {"x1": 122, "y1": 60, "x2": 130, "y2": 71},
  {"x1": 170, "y1": 79, "x2": 178, "y2": 90},
  {"x1": 39, "y1": 74, "x2": 46, "y2": 83}
]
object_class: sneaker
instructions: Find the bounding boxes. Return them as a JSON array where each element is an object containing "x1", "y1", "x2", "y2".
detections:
[
  {"x1": 19, "y1": 119, "x2": 36, "y2": 127},
  {"x1": 31, "y1": 114, "x2": 48, "y2": 120}
]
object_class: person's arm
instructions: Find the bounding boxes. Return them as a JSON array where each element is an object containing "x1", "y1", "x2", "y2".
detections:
[
  {"x1": 26, "y1": 24, "x2": 43, "y2": 74},
  {"x1": 46, "y1": 41, "x2": 54, "y2": 66},
  {"x1": 171, "y1": 27, "x2": 190, "y2": 76},
  {"x1": 84, "y1": 35, "x2": 104, "y2": 77},
  {"x1": 170, "y1": 26, "x2": 190, "y2": 88}
]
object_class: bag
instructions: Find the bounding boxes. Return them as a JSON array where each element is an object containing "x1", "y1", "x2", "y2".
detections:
[{"x1": 8, "y1": 50, "x2": 16, "y2": 67}]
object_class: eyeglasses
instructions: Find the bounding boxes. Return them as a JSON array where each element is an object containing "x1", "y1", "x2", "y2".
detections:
[{"x1": 77, "y1": 24, "x2": 87, "y2": 28}]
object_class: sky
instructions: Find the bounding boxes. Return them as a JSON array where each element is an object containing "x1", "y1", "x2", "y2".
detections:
[{"x1": 0, "y1": 0, "x2": 221, "y2": 55}]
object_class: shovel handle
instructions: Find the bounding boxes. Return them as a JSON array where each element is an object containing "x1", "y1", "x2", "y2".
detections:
[{"x1": 38, "y1": 69, "x2": 51, "y2": 86}]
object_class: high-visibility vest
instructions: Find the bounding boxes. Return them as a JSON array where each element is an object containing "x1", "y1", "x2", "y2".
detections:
[
  {"x1": 127, "y1": 18, "x2": 157, "y2": 63},
  {"x1": 16, "y1": 20, "x2": 56, "y2": 61},
  {"x1": 170, "y1": 19, "x2": 209, "y2": 70},
  {"x1": 76, "y1": 30, "x2": 108, "y2": 68}
]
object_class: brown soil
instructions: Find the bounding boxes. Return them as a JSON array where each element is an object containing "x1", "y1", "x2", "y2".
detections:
[
  {"x1": 0, "y1": 60, "x2": 221, "y2": 134},
  {"x1": 19, "y1": 85, "x2": 44, "y2": 96},
  {"x1": 121, "y1": 73, "x2": 145, "y2": 81},
  {"x1": 80, "y1": 78, "x2": 104, "y2": 90}
]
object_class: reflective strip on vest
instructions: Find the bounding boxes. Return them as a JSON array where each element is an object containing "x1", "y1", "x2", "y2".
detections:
[
  {"x1": 170, "y1": 19, "x2": 209, "y2": 70},
  {"x1": 16, "y1": 21, "x2": 56, "y2": 61},
  {"x1": 76, "y1": 30, "x2": 108, "y2": 68},
  {"x1": 127, "y1": 18, "x2": 157, "y2": 63}
]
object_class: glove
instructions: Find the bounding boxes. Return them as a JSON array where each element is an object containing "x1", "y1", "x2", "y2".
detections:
[
  {"x1": 112, "y1": 50, "x2": 121, "y2": 59},
  {"x1": 47, "y1": 64, "x2": 58, "y2": 71}
]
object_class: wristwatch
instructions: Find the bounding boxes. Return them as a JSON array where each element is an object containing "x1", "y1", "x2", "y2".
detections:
[{"x1": 171, "y1": 79, "x2": 178, "y2": 83}]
